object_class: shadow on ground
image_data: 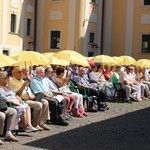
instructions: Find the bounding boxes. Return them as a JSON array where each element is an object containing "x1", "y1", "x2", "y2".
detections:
[{"x1": 24, "y1": 107, "x2": 150, "y2": 150}]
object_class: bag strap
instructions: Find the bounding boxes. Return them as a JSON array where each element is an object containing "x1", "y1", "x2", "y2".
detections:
[{"x1": 49, "y1": 78, "x2": 60, "y2": 89}]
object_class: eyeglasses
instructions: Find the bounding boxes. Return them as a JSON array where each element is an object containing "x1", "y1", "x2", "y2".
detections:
[{"x1": 15, "y1": 71, "x2": 23, "y2": 74}]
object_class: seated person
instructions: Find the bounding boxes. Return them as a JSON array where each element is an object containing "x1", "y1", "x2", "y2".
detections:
[
  {"x1": 119, "y1": 66, "x2": 142, "y2": 102},
  {"x1": 0, "y1": 104, "x2": 18, "y2": 142},
  {"x1": 43, "y1": 67, "x2": 87, "y2": 117},
  {"x1": 30, "y1": 66, "x2": 69, "y2": 126},
  {"x1": 0, "y1": 71, "x2": 37, "y2": 133},
  {"x1": 9, "y1": 66, "x2": 50, "y2": 130},
  {"x1": 74, "y1": 67, "x2": 107, "y2": 111},
  {"x1": 103, "y1": 65, "x2": 112, "y2": 81}
]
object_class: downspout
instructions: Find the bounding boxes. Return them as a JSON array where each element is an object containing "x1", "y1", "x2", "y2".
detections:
[
  {"x1": 33, "y1": 0, "x2": 38, "y2": 51},
  {"x1": 100, "y1": 0, "x2": 105, "y2": 54}
]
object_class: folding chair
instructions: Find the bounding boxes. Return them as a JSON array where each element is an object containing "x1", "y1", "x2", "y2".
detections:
[{"x1": 113, "y1": 83, "x2": 126, "y2": 102}]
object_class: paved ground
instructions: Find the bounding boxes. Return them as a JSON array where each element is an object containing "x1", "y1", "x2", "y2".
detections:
[{"x1": 1, "y1": 99, "x2": 150, "y2": 150}]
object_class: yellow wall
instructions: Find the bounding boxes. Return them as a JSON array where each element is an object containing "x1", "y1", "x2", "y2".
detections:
[
  {"x1": 74, "y1": 0, "x2": 84, "y2": 53},
  {"x1": 43, "y1": 0, "x2": 69, "y2": 53},
  {"x1": 132, "y1": 0, "x2": 150, "y2": 59},
  {"x1": 110, "y1": 0, "x2": 150, "y2": 59},
  {"x1": 23, "y1": 0, "x2": 35, "y2": 50},
  {"x1": 111, "y1": 0, "x2": 127, "y2": 56},
  {"x1": 6, "y1": 0, "x2": 21, "y2": 46},
  {"x1": 0, "y1": 1, "x2": 2, "y2": 45}
]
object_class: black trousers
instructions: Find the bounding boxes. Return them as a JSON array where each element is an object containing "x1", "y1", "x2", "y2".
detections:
[
  {"x1": 48, "y1": 98, "x2": 66, "y2": 122},
  {"x1": 80, "y1": 88, "x2": 106, "y2": 110}
]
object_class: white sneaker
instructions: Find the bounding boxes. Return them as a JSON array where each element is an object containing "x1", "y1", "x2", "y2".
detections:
[
  {"x1": 25, "y1": 126, "x2": 38, "y2": 133},
  {"x1": 136, "y1": 98, "x2": 142, "y2": 101}
]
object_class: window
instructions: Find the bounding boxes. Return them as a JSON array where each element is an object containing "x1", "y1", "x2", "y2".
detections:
[
  {"x1": 51, "y1": 0, "x2": 62, "y2": 2},
  {"x1": 144, "y1": 0, "x2": 150, "y2": 5},
  {"x1": 27, "y1": 18, "x2": 32, "y2": 35},
  {"x1": 142, "y1": 34, "x2": 150, "y2": 53},
  {"x1": 50, "y1": 31, "x2": 60, "y2": 49},
  {"x1": 10, "y1": 14, "x2": 17, "y2": 33},
  {"x1": 3, "y1": 50, "x2": 9, "y2": 56},
  {"x1": 91, "y1": 0, "x2": 96, "y2": 3},
  {"x1": 88, "y1": 52, "x2": 94, "y2": 57},
  {"x1": 89, "y1": 32, "x2": 95, "y2": 43}
]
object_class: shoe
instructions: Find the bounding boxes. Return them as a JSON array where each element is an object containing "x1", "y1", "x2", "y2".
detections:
[
  {"x1": 136, "y1": 98, "x2": 142, "y2": 102},
  {"x1": 4, "y1": 134, "x2": 18, "y2": 142},
  {"x1": 25, "y1": 126, "x2": 38, "y2": 133},
  {"x1": 73, "y1": 113, "x2": 83, "y2": 117},
  {"x1": 0, "y1": 139, "x2": 4, "y2": 145},
  {"x1": 78, "y1": 109, "x2": 87, "y2": 117},
  {"x1": 72, "y1": 110, "x2": 82, "y2": 117},
  {"x1": 125, "y1": 98, "x2": 132, "y2": 103},
  {"x1": 142, "y1": 97, "x2": 148, "y2": 100},
  {"x1": 39, "y1": 124, "x2": 50, "y2": 130},
  {"x1": 35, "y1": 125, "x2": 43, "y2": 131},
  {"x1": 65, "y1": 113, "x2": 73, "y2": 120},
  {"x1": 52, "y1": 119, "x2": 69, "y2": 126},
  {"x1": 58, "y1": 120, "x2": 69, "y2": 126}
]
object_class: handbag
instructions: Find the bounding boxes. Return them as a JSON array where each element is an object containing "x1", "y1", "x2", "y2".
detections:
[
  {"x1": 86, "y1": 96, "x2": 98, "y2": 112},
  {"x1": 0, "y1": 99, "x2": 7, "y2": 112},
  {"x1": 34, "y1": 94, "x2": 45, "y2": 102}
]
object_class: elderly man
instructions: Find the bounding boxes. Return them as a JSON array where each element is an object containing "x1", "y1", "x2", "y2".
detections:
[
  {"x1": 8, "y1": 66, "x2": 50, "y2": 130},
  {"x1": 0, "y1": 71, "x2": 18, "y2": 142},
  {"x1": 30, "y1": 66, "x2": 69, "y2": 126},
  {"x1": 74, "y1": 67, "x2": 107, "y2": 111},
  {"x1": 43, "y1": 67, "x2": 87, "y2": 117},
  {"x1": 119, "y1": 66, "x2": 142, "y2": 102}
]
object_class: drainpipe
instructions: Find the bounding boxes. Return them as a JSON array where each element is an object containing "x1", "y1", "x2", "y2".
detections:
[
  {"x1": 33, "y1": 0, "x2": 38, "y2": 51},
  {"x1": 100, "y1": 0, "x2": 105, "y2": 54}
]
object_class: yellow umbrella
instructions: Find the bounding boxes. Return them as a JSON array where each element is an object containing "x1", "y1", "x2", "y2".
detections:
[
  {"x1": 10, "y1": 51, "x2": 50, "y2": 68},
  {"x1": 120, "y1": 55, "x2": 136, "y2": 65},
  {"x1": 0, "y1": 54, "x2": 16, "y2": 67},
  {"x1": 112, "y1": 56, "x2": 123, "y2": 65},
  {"x1": 48, "y1": 56, "x2": 69, "y2": 66},
  {"x1": 134, "y1": 59, "x2": 150, "y2": 68},
  {"x1": 91, "y1": 55, "x2": 116, "y2": 66},
  {"x1": 43, "y1": 52, "x2": 56, "y2": 57},
  {"x1": 53, "y1": 50, "x2": 89, "y2": 67},
  {"x1": 43, "y1": 53, "x2": 69, "y2": 66}
]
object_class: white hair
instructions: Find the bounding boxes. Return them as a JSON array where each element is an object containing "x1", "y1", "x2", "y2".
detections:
[{"x1": 36, "y1": 66, "x2": 45, "y2": 73}]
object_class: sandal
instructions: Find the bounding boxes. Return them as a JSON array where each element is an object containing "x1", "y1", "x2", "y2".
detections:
[
  {"x1": 72, "y1": 109, "x2": 82, "y2": 117},
  {"x1": 79, "y1": 108, "x2": 88, "y2": 116},
  {"x1": 0, "y1": 140, "x2": 4, "y2": 145}
]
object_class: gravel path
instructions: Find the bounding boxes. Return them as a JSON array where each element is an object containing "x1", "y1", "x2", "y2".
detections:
[{"x1": 1, "y1": 100, "x2": 150, "y2": 150}]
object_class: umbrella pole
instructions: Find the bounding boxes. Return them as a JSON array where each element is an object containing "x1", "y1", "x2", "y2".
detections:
[{"x1": 25, "y1": 61, "x2": 27, "y2": 69}]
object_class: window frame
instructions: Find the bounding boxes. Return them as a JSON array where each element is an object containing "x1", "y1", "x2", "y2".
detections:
[
  {"x1": 143, "y1": 0, "x2": 150, "y2": 5},
  {"x1": 141, "y1": 34, "x2": 150, "y2": 53},
  {"x1": 91, "y1": 0, "x2": 96, "y2": 4},
  {"x1": 49, "y1": 30, "x2": 61, "y2": 49},
  {"x1": 26, "y1": 18, "x2": 32, "y2": 36},
  {"x1": 10, "y1": 13, "x2": 17, "y2": 33},
  {"x1": 3, "y1": 50, "x2": 9, "y2": 56},
  {"x1": 89, "y1": 32, "x2": 95, "y2": 43},
  {"x1": 51, "y1": 0, "x2": 63, "y2": 2}
]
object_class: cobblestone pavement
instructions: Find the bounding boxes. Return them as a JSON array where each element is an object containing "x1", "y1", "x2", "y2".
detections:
[{"x1": 1, "y1": 100, "x2": 150, "y2": 150}]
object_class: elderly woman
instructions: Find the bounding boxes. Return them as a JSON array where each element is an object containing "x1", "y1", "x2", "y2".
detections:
[
  {"x1": 53, "y1": 66, "x2": 87, "y2": 117},
  {"x1": 0, "y1": 71, "x2": 37, "y2": 133}
]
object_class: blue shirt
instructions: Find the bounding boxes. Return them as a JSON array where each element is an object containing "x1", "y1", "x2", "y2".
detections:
[{"x1": 30, "y1": 77, "x2": 50, "y2": 95}]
